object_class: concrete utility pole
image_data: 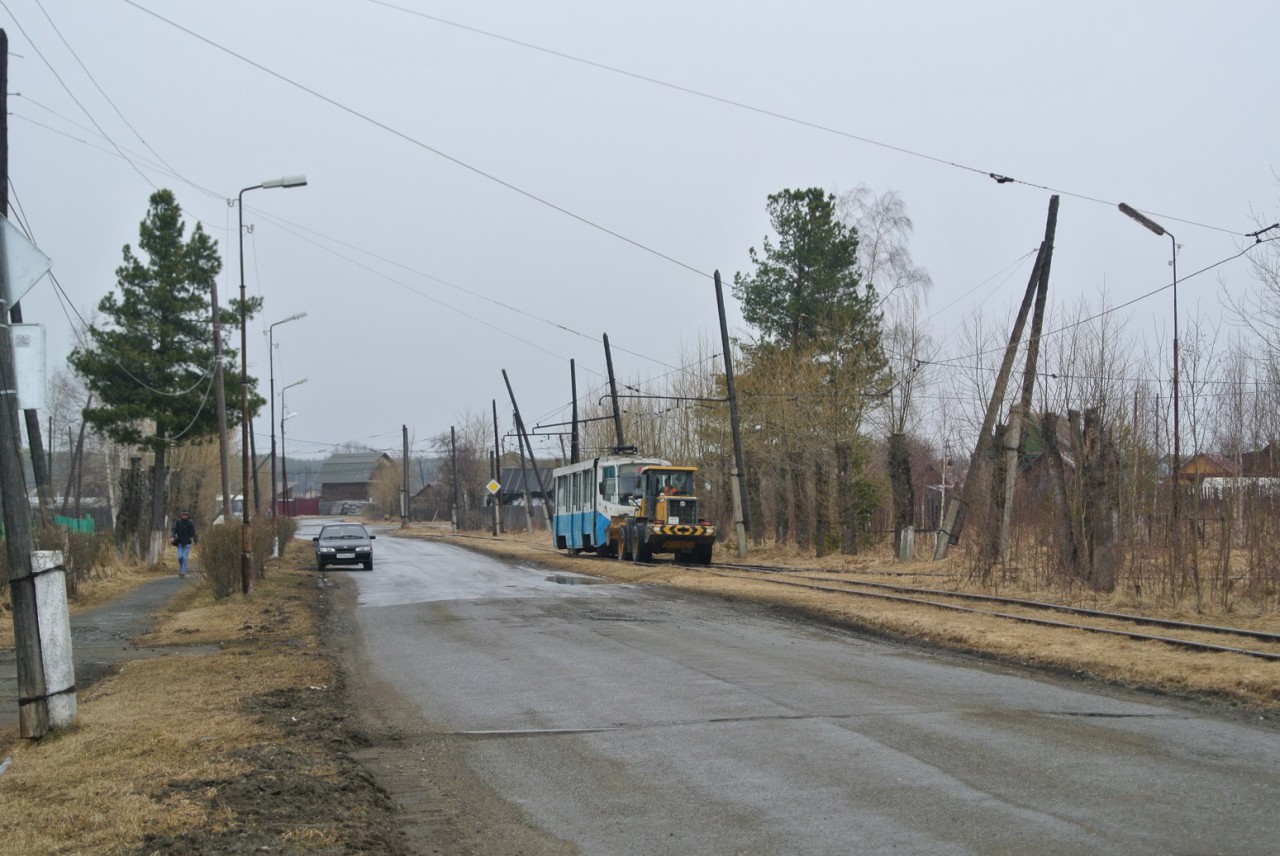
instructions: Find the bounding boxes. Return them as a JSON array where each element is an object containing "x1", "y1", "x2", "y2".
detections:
[{"x1": 715, "y1": 271, "x2": 748, "y2": 558}]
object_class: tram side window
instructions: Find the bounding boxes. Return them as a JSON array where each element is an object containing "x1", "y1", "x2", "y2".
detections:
[
  {"x1": 602, "y1": 466, "x2": 617, "y2": 502},
  {"x1": 555, "y1": 476, "x2": 566, "y2": 513}
]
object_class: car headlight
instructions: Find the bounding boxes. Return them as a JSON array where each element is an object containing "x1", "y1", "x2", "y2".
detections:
[
  {"x1": 318, "y1": 547, "x2": 336, "y2": 553},
  {"x1": 355, "y1": 546, "x2": 371, "y2": 552}
]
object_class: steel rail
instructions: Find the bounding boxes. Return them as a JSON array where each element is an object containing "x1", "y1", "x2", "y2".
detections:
[
  {"x1": 707, "y1": 569, "x2": 1280, "y2": 662},
  {"x1": 717, "y1": 563, "x2": 1280, "y2": 644}
]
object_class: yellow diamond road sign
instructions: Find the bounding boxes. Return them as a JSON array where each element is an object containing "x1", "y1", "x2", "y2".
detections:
[{"x1": 486, "y1": 479, "x2": 501, "y2": 494}]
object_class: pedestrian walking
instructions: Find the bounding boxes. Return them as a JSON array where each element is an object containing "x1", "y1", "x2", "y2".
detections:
[{"x1": 170, "y1": 511, "x2": 198, "y2": 578}]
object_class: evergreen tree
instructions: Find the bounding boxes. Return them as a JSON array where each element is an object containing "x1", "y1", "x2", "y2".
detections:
[
  {"x1": 733, "y1": 187, "x2": 883, "y2": 358},
  {"x1": 69, "y1": 190, "x2": 263, "y2": 549}
]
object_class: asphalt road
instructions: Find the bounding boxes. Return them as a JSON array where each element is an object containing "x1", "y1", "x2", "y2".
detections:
[{"x1": 323, "y1": 521, "x2": 1280, "y2": 855}]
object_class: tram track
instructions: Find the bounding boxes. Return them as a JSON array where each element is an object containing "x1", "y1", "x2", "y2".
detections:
[{"x1": 710, "y1": 562, "x2": 1280, "y2": 662}]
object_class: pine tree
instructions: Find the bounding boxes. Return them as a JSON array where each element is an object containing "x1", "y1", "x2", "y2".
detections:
[{"x1": 69, "y1": 189, "x2": 263, "y2": 552}]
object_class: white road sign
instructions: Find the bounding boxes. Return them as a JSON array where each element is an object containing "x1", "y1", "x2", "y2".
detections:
[{"x1": 0, "y1": 216, "x2": 51, "y2": 307}]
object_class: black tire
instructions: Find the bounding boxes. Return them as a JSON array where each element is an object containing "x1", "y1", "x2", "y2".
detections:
[
  {"x1": 620, "y1": 532, "x2": 634, "y2": 562},
  {"x1": 363, "y1": 559, "x2": 373, "y2": 570},
  {"x1": 636, "y1": 539, "x2": 654, "y2": 564},
  {"x1": 675, "y1": 550, "x2": 692, "y2": 565},
  {"x1": 693, "y1": 543, "x2": 713, "y2": 565}
]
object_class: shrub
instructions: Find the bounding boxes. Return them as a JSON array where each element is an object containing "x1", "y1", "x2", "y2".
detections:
[
  {"x1": 198, "y1": 524, "x2": 242, "y2": 600},
  {"x1": 275, "y1": 516, "x2": 298, "y2": 548}
]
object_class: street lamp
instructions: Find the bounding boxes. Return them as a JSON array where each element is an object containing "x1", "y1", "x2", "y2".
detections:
[
  {"x1": 268, "y1": 312, "x2": 306, "y2": 528},
  {"x1": 1118, "y1": 202, "x2": 1179, "y2": 524},
  {"x1": 237, "y1": 175, "x2": 307, "y2": 594},
  {"x1": 280, "y1": 378, "x2": 307, "y2": 519}
]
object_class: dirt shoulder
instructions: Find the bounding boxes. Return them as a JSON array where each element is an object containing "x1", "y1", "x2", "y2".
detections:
[
  {"x1": 411, "y1": 526, "x2": 1280, "y2": 718},
  {"x1": 0, "y1": 547, "x2": 411, "y2": 856}
]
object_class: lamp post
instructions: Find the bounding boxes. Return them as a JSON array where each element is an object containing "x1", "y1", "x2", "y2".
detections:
[
  {"x1": 1118, "y1": 202, "x2": 1179, "y2": 525},
  {"x1": 268, "y1": 312, "x2": 306, "y2": 524},
  {"x1": 280, "y1": 378, "x2": 307, "y2": 518},
  {"x1": 237, "y1": 175, "x2": 307, "y2": 594}
]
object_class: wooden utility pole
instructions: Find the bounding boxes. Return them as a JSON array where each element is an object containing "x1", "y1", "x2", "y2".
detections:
[
  {"x1": 997, "y1": 195, "x2": 1059, "y2": 562},
  {"x1": 1, "y1": 31, "x2": 50, "y2": 524},
  {"x1": 492, "y1": 398, "x2": 502, "y2": 534},
  {"x1": 502, "y1": 369, "x2": 549, "y2": 534},
  {"x1": 934, "y1": 235, "x2": 1049, "y2": 560},
  {"x1": 714, "y1": 271, "x2": 748, "y2": 557},
  {"x1": 570, "y1": 359, "x2": 580, "y2": 464},
  {"x1": 0, "y1": 290, "x2": 49, "y2": 738},
  {"x1": 603, "y1": 333, "x2": 626, "y2": 451},
  {"x1": 401, "y1": 424, "x2": 409, "y2": 528},
  {"x1": 489, "y1": 450, "x2": 499, "y2": 536},
  {"x1": 449, "y1": 425, "x2": 460, "y2": 532}
]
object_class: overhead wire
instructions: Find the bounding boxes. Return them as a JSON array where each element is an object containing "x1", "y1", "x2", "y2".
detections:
[
  {"x1": 366, "y1": 1, "x2": 1251, "y2": 239},
  {"x1": 121, "y1": 0, "x2": 712, "y2": 281},
  {"x1": 0, "y1": 0, "x2": 158, "y2": 190}
]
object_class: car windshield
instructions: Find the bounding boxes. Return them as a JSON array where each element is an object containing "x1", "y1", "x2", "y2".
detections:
[{"x1": 321, "y1": 526, "x2": 367, "y2": 539}]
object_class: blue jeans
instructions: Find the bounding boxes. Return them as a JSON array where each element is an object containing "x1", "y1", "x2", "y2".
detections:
[{"x1": 176, "y1": 543, "x2": 192, "y2": 575}]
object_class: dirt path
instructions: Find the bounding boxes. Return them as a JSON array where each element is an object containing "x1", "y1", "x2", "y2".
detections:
[{"x1": 0, "y1": 574, "x2": 196, "y2": 729}]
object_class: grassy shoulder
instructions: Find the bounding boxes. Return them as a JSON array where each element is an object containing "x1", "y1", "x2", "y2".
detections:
[
  {"x1": 413, "y1": 525, "x2": 1280, "y2": 714},
  {"x1": 0, "y1": 542, "x2": 405, "y2": 856}
]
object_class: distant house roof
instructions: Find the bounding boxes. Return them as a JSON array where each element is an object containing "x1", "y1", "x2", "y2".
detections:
[
  {"x1": 498, "y1": 466, "x2": 552, "y2": 501},
  {"x1": 408, "y1": 457, "x2": 443, "y2": 495},
  {"x1": 319, "y1": 452, "x2": 393, "y2": 485},
  {"x1": 1240, "y1": 443, "x2": 1280, "y2": 477},
  {"x1": 1178, "y1": 453, "x2": 1237, "y2": 482}
]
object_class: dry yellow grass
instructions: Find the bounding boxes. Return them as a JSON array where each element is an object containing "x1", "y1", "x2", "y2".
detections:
[
  {"x1": 0, "y1": 558, "x2": 173, "y2": 650},
  {"x1": 0, "y1": 543, "x2": 340, "y2": 856},
  {"x1": 422, "y1": 526, "x2": 1280, "y2": 710}
]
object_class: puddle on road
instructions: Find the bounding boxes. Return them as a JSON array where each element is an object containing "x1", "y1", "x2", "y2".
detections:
[{"x1": 546, "y1": 574, "x2": 607, "y2": 586}]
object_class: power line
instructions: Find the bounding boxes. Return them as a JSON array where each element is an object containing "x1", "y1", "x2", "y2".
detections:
[
  {"x1": 0, "y1": 0, "x2": 158, "y2": 189},
  {"x1": 368, "y1": 1, "x2": 1251, "y2": 239},
  {"x1": 121, "y1": 0, "x2": 712, "y2": 280},
  {"x1": 921, "y1": 239, "x2": 1277, "y2": 369}
]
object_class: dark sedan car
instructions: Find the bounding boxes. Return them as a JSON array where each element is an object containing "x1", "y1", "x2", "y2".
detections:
[{"x1": 312, "y1": 523, "x2": 376, "y2": 570}]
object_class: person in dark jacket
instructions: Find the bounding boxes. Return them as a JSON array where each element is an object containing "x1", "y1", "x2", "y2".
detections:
[{"x1": 170, "y1": 511, "x2": 197, "y2": 578}]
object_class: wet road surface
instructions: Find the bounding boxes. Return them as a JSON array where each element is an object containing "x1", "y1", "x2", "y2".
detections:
[{"x1": 325, "y1": 522, "x2": 1280, "y2": 855}]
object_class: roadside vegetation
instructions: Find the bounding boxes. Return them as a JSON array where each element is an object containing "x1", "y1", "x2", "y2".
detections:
[{"x1": 0, "y1": 541, "x2": 404, "y2": 856}]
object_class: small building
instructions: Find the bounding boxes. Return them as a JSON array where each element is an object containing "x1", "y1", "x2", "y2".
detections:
[
  {"x1": 318, "y1": 452, "x2": 396, "y2": 505},
  {"x1": 496, "y1": 466, "x2": 553, "y2": 506}
]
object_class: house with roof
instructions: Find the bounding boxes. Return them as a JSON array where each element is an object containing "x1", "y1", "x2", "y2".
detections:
[
  {"x1": 318, "y1": 451, "x2": 397, "y2": 506},
  {"x1": 495, "y1": 466, "x2": 553, "y2": 506}
]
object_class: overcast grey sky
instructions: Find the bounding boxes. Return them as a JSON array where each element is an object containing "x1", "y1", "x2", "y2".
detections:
[{"x1": 3, "y1": 0, "x2": 1277, "y2": 461}]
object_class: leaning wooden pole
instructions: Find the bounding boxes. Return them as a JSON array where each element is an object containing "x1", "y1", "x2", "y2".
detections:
[
  {"x1": 997, "y1": 195, "x2": 1059, "y2": 563},
  {"x1": 714, "y1": 270, "x2": 749, "y2": 557},
  {"x1": 933, "y1": 238, "x2": 1048, "y2": 560},
  {"x1": 502, "y1": 369, "x2": 550, "y2": 533},
  {"x1": 603, "y1": 333, "x2": 626, "y2": 451}
]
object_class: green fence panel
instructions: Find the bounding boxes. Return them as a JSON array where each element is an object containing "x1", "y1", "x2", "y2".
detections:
[{"x1": 53, "y1": 514, "x2": 95, "y2": 534}]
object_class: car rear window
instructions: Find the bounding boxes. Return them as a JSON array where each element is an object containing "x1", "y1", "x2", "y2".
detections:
[{"x1": 322, "y1": 526, "x2": 367, "y2": 538}]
